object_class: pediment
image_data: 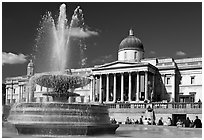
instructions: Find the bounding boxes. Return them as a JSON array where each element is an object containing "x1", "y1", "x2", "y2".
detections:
[{"x1": 94, "y1": 61, "x2": 138, "y2": 69}]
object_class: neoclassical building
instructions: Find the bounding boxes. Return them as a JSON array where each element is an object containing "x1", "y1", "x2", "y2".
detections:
[{"x1": 5, "y1": 29, "x2": 202, "y2": 105}]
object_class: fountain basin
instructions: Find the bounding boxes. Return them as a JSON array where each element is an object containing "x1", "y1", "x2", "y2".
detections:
[{"x1": 7, "y1": 102, "x2": 119, "y2": 136}]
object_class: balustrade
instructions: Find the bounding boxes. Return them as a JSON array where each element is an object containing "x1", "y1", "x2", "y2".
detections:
[
  {"x1": 119, "y1": 103, "x2": 131, "y2": 108},
  {"x1": 105, "y1": 102, "x2": 202, "y2": 109}
]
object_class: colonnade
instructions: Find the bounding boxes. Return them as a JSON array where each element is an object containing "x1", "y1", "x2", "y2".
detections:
[
  {"x1": 5, "y1": 84, "x2": 24, "y2": 105},
  {"x1": 90, "y1": 71, "x2": 155, "y2": 103}
]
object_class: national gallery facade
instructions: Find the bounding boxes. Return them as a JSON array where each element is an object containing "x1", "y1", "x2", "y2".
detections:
[{"x1": 5, "y1": 29, "x2": 202, "y2": 105}]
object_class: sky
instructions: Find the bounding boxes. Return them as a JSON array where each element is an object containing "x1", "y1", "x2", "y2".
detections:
[{"x1": 2, "y1": 2, "x2": 202, "y2": 82}]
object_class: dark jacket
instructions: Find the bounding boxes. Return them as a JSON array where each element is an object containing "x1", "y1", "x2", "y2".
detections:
[{"x1": 194, "y1": 118, "x2": 202, "y2": 128}]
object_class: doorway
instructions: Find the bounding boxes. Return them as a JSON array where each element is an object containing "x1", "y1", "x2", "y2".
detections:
[{"x1": 172, "y1": 114, "x2": 186, "y2": 126}]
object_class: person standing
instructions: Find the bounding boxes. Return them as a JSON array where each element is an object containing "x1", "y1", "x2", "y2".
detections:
[
  {"x1": 139, "y1": 116, "x2": 143, "y2": 124},
  {"x1": 193, "y1": 116, "x2": 202, "y2": 128},
  {"x1": 167, "y1": 117, "x2": 172, "y2": 126},
  {"x1": 184, "y1": 117, "x2": 191, "y2": 127}
]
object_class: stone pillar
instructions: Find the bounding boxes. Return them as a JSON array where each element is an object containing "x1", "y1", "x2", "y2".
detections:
[
  {"x1": 28, "y1": 82, "x2": 34, "y2": 102},
  {"x1": 136, "y1": 72, "x2": 140, "y2": 102},
  {"x1": 92, "y1": 77, "x2": 96, "y2": 102},
  {"x1": 18, "y1": 85, "x2": 21, "y2": 103},
  {"x1": 26, "y1": 84, "x2": 29, "y2": 103},
  {"x1": 6, "y1": 88, "x2": 8, "y2": 105},
  {"x1": 106, "y1": 74, "x2": 109, "y2": 102},
  {"x1": 161, "y1": 74, "x2": 165, "y2": 100},
  {"x1": 90, "y1": 76, "x2": 93, "y2": 102},
  {"x1": 113, "y1": 73, "x2": 116, "y2": 103},
  {"x1": 128, "y1": 72, "x2": 132, "y2": 102},
  {"x1": 99, "y1": 74, "x2": 102, "y2": 103},
  {"x1": 68, "y1": 97, "x2": 72, "y2": 103},
  {"x1": 151, "y1": 74, "x2": 155, "y2": 102},
  {"x1": 21, "y1": 85, "x2": 23, "y2": 102},
  {"x1": 21, "y1": 85, "x2": 23, "y2": 101},
  {"x1": 145, "y1": 71, "x2": 148, "y2": 101},
  {"x1": 121, "y1": 73, "x2": 124, "y2": 102},
  {"x1": 10, "y1": 82, "x2": 14, "y2": 104},
  {"x1": 171, "y1": 73, "x2": 176, "y2": 102}
]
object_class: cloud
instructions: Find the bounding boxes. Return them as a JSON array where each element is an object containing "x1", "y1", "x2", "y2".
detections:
[
  {"x1": 149, "y1": 51, "x2": 156, "y2": 55},
  {"x1": 92, "y1": 54, "x2": 114, "y2": 65},
  {"x1": 176, "y1": 51, "x2": 186, "y2": 56},
  {"x1": 69, "y1": 27, "x2": 99, "y2": 38},
  {"x1": 2, "y1": 52, "x2": 27, "y2": 65}
]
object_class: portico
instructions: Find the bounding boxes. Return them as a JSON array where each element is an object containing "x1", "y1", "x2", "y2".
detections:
[{"x1": 91, "y1": 61, "x2": 157, "y2": 103}]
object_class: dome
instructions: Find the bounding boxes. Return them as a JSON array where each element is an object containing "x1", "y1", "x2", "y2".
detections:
[{"x1": 119, "y1": 29, "x2": 144, "y2": 52}]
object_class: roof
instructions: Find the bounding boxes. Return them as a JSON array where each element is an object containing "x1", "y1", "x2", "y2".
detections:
[{"x1": 119, "y1": 29, "x2": 144, "y2": 52}]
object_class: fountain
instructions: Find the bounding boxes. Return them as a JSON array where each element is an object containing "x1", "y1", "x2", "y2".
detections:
[{"x1": 7, "y1": 4, "x2": 119, "y2": 136}]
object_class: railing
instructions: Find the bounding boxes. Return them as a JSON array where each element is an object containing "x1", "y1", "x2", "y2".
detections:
[
  {"x1": 106, "y1": 104, "x2": 117, "y2": 109},
  {"x1": 190, "y1": 103, "x2": 202, "y2": 108},
  {"x1": 105, "y1": 102, "x2": 202, "y2": 109}
]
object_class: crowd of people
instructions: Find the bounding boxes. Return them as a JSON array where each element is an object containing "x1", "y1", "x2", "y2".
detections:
[
  {"x1": 176, "y1": 116, "x2": 202, "y2": 128},
  {"x1": 111, "y1": 115, "x2": 202, "y2": 128}
]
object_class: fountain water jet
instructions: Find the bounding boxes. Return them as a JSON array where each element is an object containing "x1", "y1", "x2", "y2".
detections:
[
  {"x1": 7, "y1": 4, "x2": 119, "y2": 136},
  {"x1": 34, "y1": 4, "x2": 86, "y2": 72}
]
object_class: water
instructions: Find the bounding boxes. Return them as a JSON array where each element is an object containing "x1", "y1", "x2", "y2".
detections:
[
  {"x1": 2, "y1": 123, "x2": 202, "y2": 138},
  {"x1": 34, "y1": 4, "x2": 88, "y2": 73}
]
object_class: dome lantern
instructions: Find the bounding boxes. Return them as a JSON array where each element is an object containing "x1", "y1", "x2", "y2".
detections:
[{"x1": 129, "y1": 29, "x2": 134, "y2": 36}]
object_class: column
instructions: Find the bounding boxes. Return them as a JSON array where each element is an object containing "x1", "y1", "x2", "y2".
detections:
[
  {"x1": 89, "y1": 76, "x2": 93, "y2": 102},
  {"x1": 68, "y1": 97, "x2": 72, "y2": 103},
  {"x1": 92, "y1": 77, "x2": 96, "y2": 102},
  {"x1": 26, "y1": 84, "x2": 29, "y2": 103},
  {"x1": 171, "y1": 73, "x2": 176, "y2": 102},
  {"x1": 28, "y1": 82, "x2": 34, "y2": 102},
  {"x1": 106, "y1": 74, "x2": 109, "y2": 102},
  {"x1": 113, "y1": 73, "x2": 116, "y2": 103},
  {"x1": 161, "y1": 74, "x2": 165, "y2": 100},
  {"x1": 6, "y1": 88, "x2": 8, "y2": 105},
  {"x1": 18, "y1": 85, "x2": 21, "y2": 103},
  {"x1": 121, "y1": 73, "x2": 124, "y2": 102},
  {"x1": 10, "y1": 82, "x2": 13, "y2": 104},
  {"x1": 136, "y1": 72, "x2": 140, "y2": 102},
  {"x1": 44, "y1": 87, "x2": 49, "y2": 102},
  {"x1": 128, "y1": 72, "x2": 132, "y2": 102},
  {"x1": 151, "y1": 74, "x2": 155, "y2": 102},
  {"x1": 99, "y1": 74, "x2": 102, "y2": 103},
  {"x1": 145, "y1": 71, "x2": 148, "y2": 101},
  {"x1": 21, "y1": 85, "x2": 24, "y2": 101}
]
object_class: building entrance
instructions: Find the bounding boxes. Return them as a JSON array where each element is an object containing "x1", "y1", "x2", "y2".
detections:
[{"x1": 172, "y1": 114, "x2": 186, "y2": 126}]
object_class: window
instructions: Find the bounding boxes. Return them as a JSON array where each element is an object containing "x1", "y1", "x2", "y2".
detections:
[
  {"x1": 180, "y1": 76, "x2": 182, "y2": 85},
  {"x1": 134, "y1": 52, "x2": 137, "y2": 59},
  {"x1": 40, "y1": 97, "x2": 43, "y2": 102},
  {"x1": 179, "y1": 95, "x2": 195, "y2": 103},
  {"x1": 24, "y1": 86, "x2": 26, "y2": 92},
  {"x1": 190, "y1": 76, "x2": 195, "y2": 84},
  {"x1": 124, "y1": 52, "x2": 127, "y2": 60},
  {"x1": 33, "y1": 98, "x2": 37, "y2": 102},
  {"x1": 166, "y1": 77, "x2": 171, "y2": 85},
  {"x1": 40, "y1": 86, "x2": 43, "y2": 91}
]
